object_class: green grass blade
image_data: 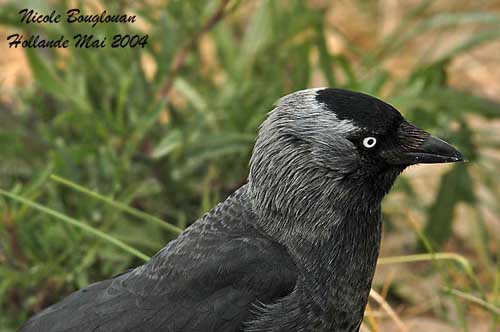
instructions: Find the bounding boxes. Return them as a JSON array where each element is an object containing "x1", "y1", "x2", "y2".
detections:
[
  {"x1": 378, "y1": 252, "x2": 472, "y2": 274},
  {"x1": 447, "y1": 289, "x2": 500, "y2": 316},
  {"x1": 0, "y1": 188, "x2": 150, "y2": 262},
  {"x1": 50, "y1": 175, "x2": 183, "y2": 235}
]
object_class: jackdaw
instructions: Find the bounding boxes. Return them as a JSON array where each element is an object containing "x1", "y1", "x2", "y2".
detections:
[{"x1": 21, "y1": 88, "x2": 465, "y2": 332}]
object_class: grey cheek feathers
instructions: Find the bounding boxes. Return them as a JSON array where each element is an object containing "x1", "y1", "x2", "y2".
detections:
[
  {"x1": 249, "y1": 88, "x2": 360, "y2": 184},
  {"x1": 247, "y1": 88, "x2": 363, "y2": 242}
]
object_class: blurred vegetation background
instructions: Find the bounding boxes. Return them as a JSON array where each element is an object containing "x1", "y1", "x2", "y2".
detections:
[{"x1": 0, "y1": 0, "x2": 499, "y2": 331}]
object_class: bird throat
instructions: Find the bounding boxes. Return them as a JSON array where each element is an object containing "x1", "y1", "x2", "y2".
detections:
[
  {"x1": 248, "y1": 172, "x2": 388, "y2": 330},
  {"x1": 290, "y1": 201, "x2": 382, "y2": 330}
]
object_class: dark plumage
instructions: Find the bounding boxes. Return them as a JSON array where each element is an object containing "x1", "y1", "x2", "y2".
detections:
[{"x1": 21, "y1": 88, "x2": 465, "y2": 332}]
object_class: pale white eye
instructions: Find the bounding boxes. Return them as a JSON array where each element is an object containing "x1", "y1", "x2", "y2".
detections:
[{"x1": 362, "y1": 137, "x2": 377, "y2": 148}]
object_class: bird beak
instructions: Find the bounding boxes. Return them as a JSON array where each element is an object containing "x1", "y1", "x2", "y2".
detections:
[
  {"x1": 384, "y1": 123, "x2": 466, "y2": 166},
  {"x1": 402, "y1": 135, "x2": 466, "y2": 164},
  {"x1": 396, "y1": 135, "x2": 466, "y2": 165}
]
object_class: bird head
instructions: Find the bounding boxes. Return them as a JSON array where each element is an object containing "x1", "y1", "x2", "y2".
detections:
[{"x1": 249, "y1": 88, "x2": 464, "y2": 223}]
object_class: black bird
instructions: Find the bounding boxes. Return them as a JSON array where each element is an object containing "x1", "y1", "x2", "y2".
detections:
[{"x1": 21, "y1": 88, "x2": 465, "y2": 332}]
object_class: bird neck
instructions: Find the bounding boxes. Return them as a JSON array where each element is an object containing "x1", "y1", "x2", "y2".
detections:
[
  {"x1": 247, "y1": 167, "x2": 387, "y2": 245},
  {"x1": 290, "y1": 207, "x2": 382, "y2": 317},
  {"x1": 247, "y1": 175, "x2": 385, "y2": 329}
]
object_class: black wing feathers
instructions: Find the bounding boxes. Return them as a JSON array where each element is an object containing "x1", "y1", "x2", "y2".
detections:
[{"x1": 21, "y1": 187, "x2": 297, "y2": 332}]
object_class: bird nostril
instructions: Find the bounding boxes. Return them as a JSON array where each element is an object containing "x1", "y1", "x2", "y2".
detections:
[{"x1": 397, "y1": 121, "x2": 430, "y2": 151}]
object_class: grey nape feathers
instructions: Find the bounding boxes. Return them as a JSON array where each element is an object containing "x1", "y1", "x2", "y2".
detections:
[{"x1": 21, "y1": 88, "x2": 465, "y2": 332}]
